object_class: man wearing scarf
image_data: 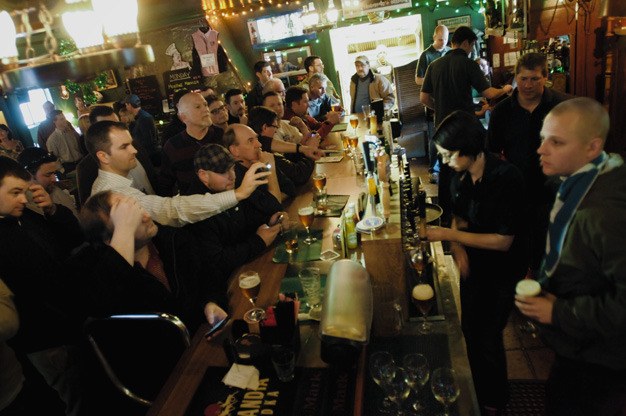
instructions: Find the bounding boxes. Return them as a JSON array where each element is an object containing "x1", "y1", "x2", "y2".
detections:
[{"x1": 516, "y1": 97, "x2": 626, "y2": 416}]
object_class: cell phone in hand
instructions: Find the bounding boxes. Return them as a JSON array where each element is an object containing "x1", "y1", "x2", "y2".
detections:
[
  {"x1": 204, "y1": 315, "x2": 230, "y2": 339},
  {"x1": 256, "y1": 163, "x2": 272, "y2": 174},
  {"x1": 269, "y1": 213, "x2": 284, "y2": 227}
]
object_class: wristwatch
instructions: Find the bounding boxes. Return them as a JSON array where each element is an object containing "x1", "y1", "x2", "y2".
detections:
[{"x1": 296, "y1": 143, "x2": 301, "y2": 154}]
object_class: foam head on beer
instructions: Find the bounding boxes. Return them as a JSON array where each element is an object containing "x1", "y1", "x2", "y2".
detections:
[
  {"x1": 412, "y1": 284, "x2": 434, "y2": 301},
  {"x1": 515, "y1": 280, "x2": 541, "y2": 297}
]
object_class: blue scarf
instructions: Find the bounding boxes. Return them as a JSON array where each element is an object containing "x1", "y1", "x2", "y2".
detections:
[{"x1": 539, "y1": 152, "x2": 623, "y2": 282}]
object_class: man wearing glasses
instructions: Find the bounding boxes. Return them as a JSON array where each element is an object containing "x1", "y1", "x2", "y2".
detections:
[
  {"x1": 159, "y1": 92, "x2": 224, "y2": 196},
  {"x1": 207, "y1": 96, "x2": 229, "y2": 132},
  {"x1": 488, "y1": 53, "x2": 571, "y2": 277}
]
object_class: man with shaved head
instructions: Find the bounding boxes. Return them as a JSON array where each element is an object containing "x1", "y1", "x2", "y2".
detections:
[
  {"x1": 159, "y1": 91, "x2": 224, "y2": 196},
  {"x1": 516, "y1": 97, "x2": 626, "y2": 415}
]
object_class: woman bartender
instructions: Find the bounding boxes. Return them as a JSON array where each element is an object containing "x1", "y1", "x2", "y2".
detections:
[{"x1": 426, "y1": 110, "x2": 528, "y2": 416}]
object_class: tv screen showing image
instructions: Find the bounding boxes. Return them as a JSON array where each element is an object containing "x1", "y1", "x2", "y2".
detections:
[{"x1": 247, "y1": 11, "x2": 316, "y2": 49}]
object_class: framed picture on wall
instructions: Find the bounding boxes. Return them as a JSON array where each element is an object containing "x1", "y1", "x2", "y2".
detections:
[
  {"x1": 95, "y1": 69, "x2": 118, "y2": 91},
  {"x1": 262, "y1": 46, "x2": 311, "y2": 77},
  {"x1": 437, "y1": 15, "x2": 472, "y2": 33}
]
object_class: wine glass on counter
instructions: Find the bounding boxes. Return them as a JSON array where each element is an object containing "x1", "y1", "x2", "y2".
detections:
[
  {"x1": 239, "y1": 271, "x2": 265, "y2": 322},
  {"x1": 383, "y1": 367, "x2": 411, "y2": 415},
  {"x1": 431, "y1": 368, "x2": 460, "y2": 416},
  {"x1": 349, "y1": 114, "x2": 359, "y2": 133},
  {"x1": 312, "y1": 172, "x2": 326, "y2": 193},
  {"x1": 298, "y1": 206, "x2": 316, "y2": 244},
  {"x1": 403, "y1": 353, "x2": 430, "y2": 413},
  {"x1": 369, "y1": 351, "x2": 396, "y2": 413},
  {"x1": 411, "y1": 283, "x2": 434, "y2": 334}
]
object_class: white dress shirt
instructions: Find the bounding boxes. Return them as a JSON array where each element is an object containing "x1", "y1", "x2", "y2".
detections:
[{"x1": 91, "y1": 169, "x2": 237, "y2": 227}]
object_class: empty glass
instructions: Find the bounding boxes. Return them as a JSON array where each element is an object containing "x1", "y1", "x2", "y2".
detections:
[
  {"x1": 383, "y1": 367, "x2": 411, "y2": 415},
  {"x1": 298, "y1": 267, "x2": 322, "y2": 319},
  {"x1": 402, "y1": 353, "x2": 430, "y2": 413},
  {"x1": 369, "y1": 351, "x2": 396, "y2": 413},
  {"x1": 431, "y1": 367, "x2": 460, "y2": 416}
]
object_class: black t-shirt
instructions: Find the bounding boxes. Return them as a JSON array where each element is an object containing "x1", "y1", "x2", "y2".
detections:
[
  {"x1": 487, "y1": 87, "x2": 570, "y2": 201},
  {"x1": 451, "y1": 153, "x2": 528, "y2": 287},
  {"x1": 422, "y1": 48, "x2": 491, "y2": 126}
]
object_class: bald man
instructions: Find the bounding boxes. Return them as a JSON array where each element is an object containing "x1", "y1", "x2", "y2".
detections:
[
  {"x1": 415, "y1": 25, "x2": 450, "y2": 86},
  {"x1": 262, "y1": 78, "x2": 286, "y2": 99},
  {"x1": 159, "y1": 92, "x2": 225, "y2": 196},
  {"x1": 416, "y1": 25, "x2": 450, "y2": 180},
  {"x1": 222, "y1": 124, "x2": 283, "y2": 206},
  {"x1": 515, "y1": 97, "x2": 626, "y2": 415}
]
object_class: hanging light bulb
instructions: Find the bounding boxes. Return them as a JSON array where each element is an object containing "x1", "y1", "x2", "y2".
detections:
[
  {"x1": 0, "y1": 11, "x2": 18, "y2": 66},
  {"x1": 326, "y1": 0, "x2": 339, "y2": 23}
]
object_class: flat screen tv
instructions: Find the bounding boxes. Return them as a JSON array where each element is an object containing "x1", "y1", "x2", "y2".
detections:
[{"x1": 247, "y1": 11, "x2": 316, "y2": 49}]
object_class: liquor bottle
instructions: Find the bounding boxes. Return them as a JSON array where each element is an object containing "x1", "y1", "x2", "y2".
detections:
[{"x1": 344, "y1": 211, "x2": 358, "y2": 249}]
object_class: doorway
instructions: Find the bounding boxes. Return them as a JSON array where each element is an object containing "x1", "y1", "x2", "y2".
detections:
[{"x1": 329, "y1": 14, "x2": 423, "y2": 113}]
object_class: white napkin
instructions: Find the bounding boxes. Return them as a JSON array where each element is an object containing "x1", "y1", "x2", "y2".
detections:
[{"x1": 222, "y1": 363, "x2": 260, "y2": 390}]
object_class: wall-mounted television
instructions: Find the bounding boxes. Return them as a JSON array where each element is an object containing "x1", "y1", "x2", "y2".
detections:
[{"x1": 247, "y1": 11, "x2": 317, "y2": 50}]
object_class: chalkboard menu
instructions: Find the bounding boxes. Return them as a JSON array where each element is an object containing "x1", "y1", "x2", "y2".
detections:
[
  {"x1": 127, "y1": 75, "x2": 163, "y2": 117},
  {"x1": 163, "y1": 68, "x2": 203, "y2": 110}
]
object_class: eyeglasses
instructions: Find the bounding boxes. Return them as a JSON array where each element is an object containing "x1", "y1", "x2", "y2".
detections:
[
  {"x1": 210, "y1": 105, "x2": 227, "y2": 115},
  {"x1": 269, "y1": 124, "x2": 279, "y2": 129}
]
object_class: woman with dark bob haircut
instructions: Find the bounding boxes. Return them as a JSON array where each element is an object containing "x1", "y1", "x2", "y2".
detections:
[{"x1": 427, "y1": 110, "x2": 529, "y2": 415}]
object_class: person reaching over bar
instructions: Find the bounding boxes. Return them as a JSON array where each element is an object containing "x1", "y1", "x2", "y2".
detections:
[
  {"x1": 87, "y1": 120, "x2": 270, "y2": 227},
  {"x1": 516, "y1": 98, "x2": 626, "y2": 416},
  {"x1": 425, "y1": 111, "x2": 528, "y2": 416}
]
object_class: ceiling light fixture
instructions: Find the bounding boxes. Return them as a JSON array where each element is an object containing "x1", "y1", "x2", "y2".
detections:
[{"x1": 0, "y1": 0, "x2": 154, "y2": 93}]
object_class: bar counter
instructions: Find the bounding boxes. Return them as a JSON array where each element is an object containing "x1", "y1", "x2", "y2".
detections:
[{"x1": 147, "y1": 129, "x2": 480, "y2": 416}]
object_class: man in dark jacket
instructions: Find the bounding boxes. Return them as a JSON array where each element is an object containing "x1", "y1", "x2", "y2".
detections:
[
  {"x1": 516, "y1": 98, "x2": 626, "y2": 415},
  {"x1": 185, "y1": 144, "x2": 286, "y2": 279},
  {"x1": 0, "y1": 156, "x2": 85, "y2": 415}
]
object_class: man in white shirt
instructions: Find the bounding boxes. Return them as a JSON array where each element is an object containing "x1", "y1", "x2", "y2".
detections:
[
  {"x1": 46, "y1": 110, "x2": 84, "y2": 172},
  {"x1": 86, "y1": 120, "x2": 269, "y2": 227}
]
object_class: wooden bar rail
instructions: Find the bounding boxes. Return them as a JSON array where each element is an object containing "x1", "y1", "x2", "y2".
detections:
[{"x1": 148, "y1": 129, "x2": 480, "y2": 416}]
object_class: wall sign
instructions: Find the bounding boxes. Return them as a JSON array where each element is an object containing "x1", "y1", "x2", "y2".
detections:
[
  {"x1": 342, "y1": 0, "x2": 412, "y2": 18},
  {"x1": 436, "y1": 15, "x2": 472, "y2": 33}
]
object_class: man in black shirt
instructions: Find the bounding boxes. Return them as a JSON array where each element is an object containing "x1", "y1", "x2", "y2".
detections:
[
  {"x1": 225, "y1": 89, "x2": 248, "y2": 125},
  {"x1": 420, "y1": 26, "x2": 512, "y2": 223},
  {"x1": 488, "y1": 52, "x2": 570, "y2": 274}
]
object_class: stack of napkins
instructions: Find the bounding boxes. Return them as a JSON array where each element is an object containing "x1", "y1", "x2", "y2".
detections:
[{"x1": 222, "y1": 363, "x2": 260, "y2": 390}]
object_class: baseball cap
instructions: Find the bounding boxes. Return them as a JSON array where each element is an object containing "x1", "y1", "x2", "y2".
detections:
[
  {"x1": 355, "y1": 55, "x2": 369, "y2": 65},
  {"x1": 124, "y1": 94, "x2": 141, "y2": 107},
  {"x1": 194, "y1": 144, "x2": 235, "y2": 174},
  {"x1": 18, "y1": 147, "x2": 58, "y2": 173}
]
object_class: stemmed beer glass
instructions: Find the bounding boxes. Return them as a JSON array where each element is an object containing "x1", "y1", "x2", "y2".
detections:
[
  {"x1": 411, "y1": 283, "x2": 434, "y2": 334},
  {"x1": 369, "y1": 351, "x2": 396, "y2": 413},
  {"x1": 239, "y1": 271, "x2": 265, "y2": 322},
  {"x1": 403, "y1": 353, "x2": 430, "y2": 413},
  {"x1": 431, "y1": 367, "x2": 460, "y2": 416},
  {"x1": 298, "y1": 206, "x2": 316, "y2": 244}
]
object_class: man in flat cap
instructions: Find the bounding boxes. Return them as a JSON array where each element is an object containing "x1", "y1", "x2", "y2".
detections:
[
  {"x1": 185, "y1": 144, "x2": 286, "y2": 278},
  {"x1": 349, "y1": 54, "x2": 395, "y2": 115}
]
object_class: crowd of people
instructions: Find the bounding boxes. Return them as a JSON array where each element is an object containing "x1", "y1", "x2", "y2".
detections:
[{"x1": 0, "y1": 22, "x2": 624, "y2": 416}]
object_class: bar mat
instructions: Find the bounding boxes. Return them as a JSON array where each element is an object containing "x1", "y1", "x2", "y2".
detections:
[
  {"x1": 314, "y1": 195, "x2": 349, "y2": 217},
  {"x1": 272, "y1": 229, "x2": 323, "y2": 263},
  {"x1": 505, "y1": 380, "x2": 546, "y2": 416},
  {"x1": 331, "y1": 122, "x2": 348, "y2": 132},
  {"x1": 186, "y1": 366, "x2": 356, "y2": 416},
  {"x1": 280, "y1": 275, "x2": 327, "y2": 317},
  {"x1": 364, "y1": 334, "x2": 454, "y2": 416}
]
